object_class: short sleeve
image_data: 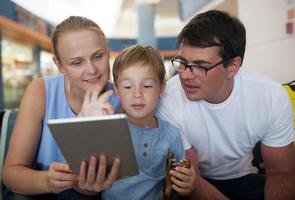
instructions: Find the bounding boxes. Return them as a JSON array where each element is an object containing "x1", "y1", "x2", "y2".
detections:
[
  {"x1": 262, "y1": 86, "x2": 295, "y2": 146},
  {"x1": 157, "y1": 83, "x2": 192, "y2": 150}
]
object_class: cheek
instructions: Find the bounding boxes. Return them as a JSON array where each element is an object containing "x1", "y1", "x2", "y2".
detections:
[
  {"x1": 93, "y1": 57, "x2": 110, "y2": 71},
  {"x1": 148, "y1": 91, "x2": 161, "y2": 105}
]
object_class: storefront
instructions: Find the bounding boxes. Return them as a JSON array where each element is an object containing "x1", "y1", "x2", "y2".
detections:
[{"x1": 0, "y1": 15, "x2": 53, "y2": 109}]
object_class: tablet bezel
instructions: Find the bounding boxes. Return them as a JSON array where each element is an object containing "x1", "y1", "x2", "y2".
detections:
[{"x1": 47, "y1": 114, "x2": 138, "y2": 177}]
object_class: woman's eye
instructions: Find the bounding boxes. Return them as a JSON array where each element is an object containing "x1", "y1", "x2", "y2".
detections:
[
  {"x1": 94, "y1": 54, "x2": 103, "y2": 59},
  {"x1": 71, "y1": 61, "x2": 82, "y2": 66},
  {"x1": 143, "y1": 85, "x2": 152, "y2": 88}
]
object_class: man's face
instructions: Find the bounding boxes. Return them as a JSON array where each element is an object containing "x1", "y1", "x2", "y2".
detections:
[{"x1": 178, "y1": 43, "x2": 235, "y2": 104}]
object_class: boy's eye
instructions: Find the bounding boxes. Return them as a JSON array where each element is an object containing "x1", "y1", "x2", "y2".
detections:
[{"x1": 123, "y1": 86, "x2": 131, "y2": 89}]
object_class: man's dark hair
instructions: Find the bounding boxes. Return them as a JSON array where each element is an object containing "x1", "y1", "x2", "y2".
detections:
[{"x1": 177, "y1": 10, "x2": 246, "y2": 65}]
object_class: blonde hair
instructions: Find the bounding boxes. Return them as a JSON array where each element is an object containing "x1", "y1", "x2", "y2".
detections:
[
  {"x1": 113, "y1": 45, "x2": 166, "y2": 85},
  {"x1": 51, "y1": 16, "x2": 106, "y2": 59}
]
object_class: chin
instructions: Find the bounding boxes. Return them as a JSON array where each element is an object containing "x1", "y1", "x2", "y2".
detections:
[{"x1": 185, "y1": 93, "x2": 203, "y2": 101}]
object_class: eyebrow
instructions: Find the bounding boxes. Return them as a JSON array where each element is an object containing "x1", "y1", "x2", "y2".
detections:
[
  {"x1": 177, "y1": 55, "x2": 213, "y2": 65},
  {"x1": 91, "y1": 49, "x2": 105, "y2": 56},
  {"x1": 67, "y1": 49, "x2": 105, "y2": 61},
  {"x1": 118, "y1": 77, "x2": 157, "y2": 82}
]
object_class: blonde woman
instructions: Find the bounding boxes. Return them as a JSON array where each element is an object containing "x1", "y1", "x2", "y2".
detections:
[{"x1": 2, "y1": 16, "x2": 121, "y2": 200}]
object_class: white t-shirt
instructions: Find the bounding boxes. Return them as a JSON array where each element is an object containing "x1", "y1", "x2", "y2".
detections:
[{"x1": 157, "y1": 70, "x2": 295, "y2": 180}]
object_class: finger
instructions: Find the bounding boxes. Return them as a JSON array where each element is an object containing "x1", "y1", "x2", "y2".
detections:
[
  {"x1": 171, "y1": 182, "x2": 189, "y2": 195},
  {"x1": 97, "y1": 90, "x2": 114, "y2": 105},
  {"x1": 50, "y1": 162, "x2": 71, "y2": 172},
  {"x1": 86, "y1": 156, "x2": 98, "y2": 184},
  {"x1": 174, "y1": 166, "x2": 191, "y2": 175},
  {"x1": 102, "y1": 103, "x2": 114, "y2": 114},
  {"x1": 50, "y1": 170, "x2": 78, "y2": 182},
  {"x1": 78, "y1": 161, "x2": 87, "y2": 185},
  {"x1": 83, "y1": 90, "x2": 91, "y2": 104},
  {"x1": 96, "y1": 154, "x2": 108, "y2": 183},
  {"x1": 91, "y1": 90, "x2": 100, "y2": 102},
  {"x1": 170, "y1": 168, "x2": 188, "y2": 181},
  {"x1": 52, "y1": 180, "x2": 75, "y2": 191},
  {"x1": 171, "y1": 174, "x2": 188, "y2": 188},
  {"x1": 104, "y1": 158, "x2": 120, "y2": 188}
]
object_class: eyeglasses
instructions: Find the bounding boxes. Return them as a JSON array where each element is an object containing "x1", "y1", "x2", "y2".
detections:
[{"x1": 171, "y1": 56, "x2": 226, "y2": 77}]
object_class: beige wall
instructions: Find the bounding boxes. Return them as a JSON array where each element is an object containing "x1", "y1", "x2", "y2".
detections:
[{"x1": 238, "y1": 0, "x2": 295, "y2": 84}]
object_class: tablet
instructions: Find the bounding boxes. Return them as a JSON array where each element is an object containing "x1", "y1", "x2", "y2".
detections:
[{"x1": 47, "y1": 114, "x2": 138, "y2": 177}]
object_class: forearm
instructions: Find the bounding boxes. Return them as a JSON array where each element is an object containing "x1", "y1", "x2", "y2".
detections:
[
  {"x1": 3, "y1": 166, "x2": 51, "y2": 195},
  {"x1": 265, "y1": 173, "x2": 295, "y2": 200},
  {"x1": 189, "y1": 176, "x2": 229, "y2": 200}
]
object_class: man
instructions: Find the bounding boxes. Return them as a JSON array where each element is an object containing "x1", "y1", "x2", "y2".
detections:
[{"x1": 158, "y1": 10, "x2": 295, "y2": 200}]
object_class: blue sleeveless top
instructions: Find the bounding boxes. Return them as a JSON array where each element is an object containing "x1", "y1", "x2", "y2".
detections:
[{"x1": 34, "y1": 75, "x2": 121, "y2": 170}]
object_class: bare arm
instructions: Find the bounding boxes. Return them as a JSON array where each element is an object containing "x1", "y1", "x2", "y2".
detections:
[
  {"x1": 2, "y1": 79, "x2": 76, "y2": 195},
  {"x1": 262, "y1": 142, "x2": 295, "y2": 200},
  {"x1": 186, "y1": 148, "x2": 229, "y2": 200}
]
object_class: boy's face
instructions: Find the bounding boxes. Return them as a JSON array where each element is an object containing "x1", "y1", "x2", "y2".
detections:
[{"x1": 115, "y1": 65, "x2": 165, "y2": 127}]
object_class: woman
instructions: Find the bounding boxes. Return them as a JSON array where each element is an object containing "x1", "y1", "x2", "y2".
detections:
[{"x1": 2, "y1": 16, "x2": 120, "y2": 200}]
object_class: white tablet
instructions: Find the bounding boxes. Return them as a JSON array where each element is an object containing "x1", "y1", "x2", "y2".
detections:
[{"x1": 47, "y1": 114, "x2": 138, "y2": 177}]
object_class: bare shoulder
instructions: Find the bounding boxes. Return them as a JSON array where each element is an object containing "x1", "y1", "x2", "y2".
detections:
[
  {"x1": 24, "y1": 78, "x2": 45, "y2": 98},
  {"x1": 18, "y1": 78, "x2": 46, "y2": 121}
]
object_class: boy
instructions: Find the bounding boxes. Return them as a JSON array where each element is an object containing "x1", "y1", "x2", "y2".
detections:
[{"x1": 80, "y1": 45, "x2": 196, "y2": 199}]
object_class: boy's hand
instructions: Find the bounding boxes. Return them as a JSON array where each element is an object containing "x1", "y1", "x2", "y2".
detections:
[
  {"x1": 77, "y1": 154, "x2": 120, "y2": 192},
  {"x1": 47, "y1": 162, "x2": 77, "y2": 194},
  {"x1": 169, "y1": 162, "x2": 196, "y2": 196},
  {"x1": 78, "y1": 90, "x2": 114, "y2": 117}
]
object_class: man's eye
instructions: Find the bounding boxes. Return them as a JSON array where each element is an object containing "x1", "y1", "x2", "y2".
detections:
[
  {"x1": 195, "y1": 65, "x2": 209, "y2": 69},
  {"x1": 123, "y1": 86, "x2": 131, "y2": 89}
]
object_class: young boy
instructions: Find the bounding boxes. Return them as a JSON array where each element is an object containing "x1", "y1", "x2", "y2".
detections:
[{"x1": 79, "y1": 45, "x2": 196, "y2": 199}]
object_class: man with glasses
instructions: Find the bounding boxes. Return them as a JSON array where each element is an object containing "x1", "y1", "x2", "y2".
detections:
[{"x1": 157, "y1": 10, "x2": 295, "y2": 199}]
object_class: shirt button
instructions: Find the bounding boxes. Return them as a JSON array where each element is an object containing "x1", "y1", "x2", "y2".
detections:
[
  {"x1": 143, "y1": 152, "x2": 147, "y2": 157},
  {"x1": 144, "y1": 143, "x2": 148, "y2": 148}
]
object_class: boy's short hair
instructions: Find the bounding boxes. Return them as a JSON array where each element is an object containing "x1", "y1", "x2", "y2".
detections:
[{"x1": 113, "y1": 45, "x2": 166, "y2": 85}]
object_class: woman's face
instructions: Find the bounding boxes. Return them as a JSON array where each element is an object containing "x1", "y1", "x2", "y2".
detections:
[{"x1": 54, "y1": 29, "x2": 110, "y2": 94}]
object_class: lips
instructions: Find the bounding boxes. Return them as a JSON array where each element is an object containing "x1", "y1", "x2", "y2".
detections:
[
  {"x1": 184, "y1": 83, "x2": 199, "y2": 93},
  {"x1": 84, "y1": 75, "x2": 101, "y2": 84},
  {"x1": 131, "y1": 103, "x2": 145, "y2": 110}
]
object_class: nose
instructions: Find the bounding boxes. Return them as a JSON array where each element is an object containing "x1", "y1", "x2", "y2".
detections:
[
  {"x1": 85, "y1": 61, "x2": 97, "y2": 74},
  {"x1": 133, "y1": 87, "x2": 143, "y2": 98},
  {"x1": 180, "y1": 67, "x2": 195, "y2": 80}
]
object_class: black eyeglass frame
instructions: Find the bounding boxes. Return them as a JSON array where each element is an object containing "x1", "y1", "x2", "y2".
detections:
[{"x1": 171, "y1": 57, "x2": 227, "y2": 76}]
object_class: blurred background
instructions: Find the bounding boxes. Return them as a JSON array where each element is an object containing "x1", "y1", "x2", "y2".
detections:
[{"x1": 0, "y1": 0, "x2": 294, "y2": 109}]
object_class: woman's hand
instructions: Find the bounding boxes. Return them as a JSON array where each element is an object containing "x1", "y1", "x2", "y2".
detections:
[
  {"x1": 78, "y1": 90, "x2": 114, "y2": 117},
  {"x1": 47, "y1": 162, "x2": 78, "y2": 194},
  {"x1": 169, "y1": 164, "x2": 196, "y2": 196},
  {"x1": 77, "y1": 154, "x2": 120, "y2": 192}
]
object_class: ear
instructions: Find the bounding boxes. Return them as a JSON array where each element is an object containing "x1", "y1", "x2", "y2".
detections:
[
  {"x1": 226, "y1": 56, "x2": 241, "y2": 79},
  {"x1": 113, "y1": 84, "x2": 120, "y2": 98},
  {"x1": 53, "y1": 56, "x2": 66, "y2": 74},
  {"x1": 159, "y1": 82, "x2": 166, "y2": 97}
]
